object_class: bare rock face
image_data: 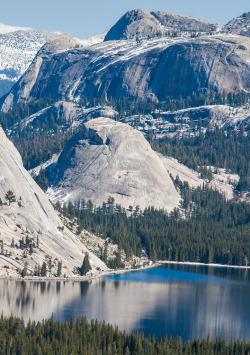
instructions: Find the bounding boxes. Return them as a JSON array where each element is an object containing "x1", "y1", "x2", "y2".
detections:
[
  {"x1": 47, "y1": 118, "x2": 180, "y2": 212},
  {"x1": 1, "y1": 31, "x2": 249, "y2": 112},
  {"x1": 18, "y1": 100, "x2": 118, "y2": 131},
  {"x1": 161, "y1": 105, "x2": 250, "y2": 129},
  {"x1": 104, "y1": 9, "x2": 167, "y2": 41},
  {"x1": 0, "y1": 125, "x2": 107, "y2": 277},
  {"x1": 104, "y1": 9, "x2": 219, "y2": 41},
  {"x1": 223, "y1": 12, "x2": 250, "y2": 37},
  {"x1": 151, "y1": 11, "x2": 218, "y2": 33}
]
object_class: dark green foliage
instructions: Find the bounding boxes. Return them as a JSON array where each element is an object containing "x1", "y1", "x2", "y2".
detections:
[
  {"x1": 151, "y1": 128, "x2": 250, "y2": 187},
  {"x1": 80, "y1": 253, "x2": 92, "y2": 275},
  {"x1": 80, "y1": 91, "x2": 250, "y2": 116},
  {"x1": 20, "y1": 263, "x2": 28, "y2": 278},
  {"x1": 58, "y1": 185, "x2": 250, "y2": 266},
  {"x1": 0, "y1": 315, "x2": 249, "y2": 354},
  {"x1": 15, "y1": 129, "x2": 71, "y2": 170},
  {"x1": 34, "y1": 169, "x2": 49, "y2": 191},
  {"x1": 5, "y1": 190, "x2": 16, "y2": 205},
  {"x1": 0, "y1": 98, "x2": 54, "y2": 130},
  {"x1": 0, "y1": 97, "x2": 71, "y2": 170},
  {"x1": 57, "y1": 261, "x2": 62, "y2": 277},
  {"x1": 1, "y1": 92, "x2": 249, "y2": 171},
  {"x1": 41, "y1": 262, "x2": 47, "y2": 277}
]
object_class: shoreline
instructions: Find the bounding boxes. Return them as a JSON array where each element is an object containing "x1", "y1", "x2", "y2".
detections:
[
  {"x1": 0, "y1": 260, "x2": 249, "y2": 282},
  {"x1": 0, "y1": 263, "x2": 160, "y2": 282},
  {"x1": 159, "y1": 260, "x2": 250, "y2": 269}
]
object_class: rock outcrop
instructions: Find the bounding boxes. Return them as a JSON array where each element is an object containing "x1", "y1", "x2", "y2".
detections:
[
  {"x1": 18, "y1": 100, "x2": 118, "y2": 130},
  {"x1": 223, "y1": 12, "x2": 250, "y2": 37},
  {"x1": 47, "y1": 118, "x2": 180, "y2": 212},
  {"x1": 104, "y1": 9, "x2": 167, "y2": 41},
  {"x1": 0, "y1": 125, "x2": 107, "y2": 277},
  {"x1": 160, "y1": 105, "x2": 250, "y2": 129},
  {"x1": 1, "y1": 32, "x2": 249, "y2": 111},
  {"x1": 151, "y1": 11, "x2": 218, "y2": 33},
  {"x1": 104, "y1": 9, "x2": 219, "y2": 41}
]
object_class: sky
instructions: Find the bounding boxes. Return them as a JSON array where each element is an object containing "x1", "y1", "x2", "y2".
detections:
[{"x1": 1, "y1": 0, "x2": 249, "y2": 38}]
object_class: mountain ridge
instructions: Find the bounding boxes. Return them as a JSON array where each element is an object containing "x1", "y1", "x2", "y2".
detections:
[{"x1": 1, "y1": 32, "x2": 249, "y2": 111}]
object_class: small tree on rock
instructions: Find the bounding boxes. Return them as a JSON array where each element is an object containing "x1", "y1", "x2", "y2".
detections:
[
  {"x1": 80, "y1": 253, "x2": 92, "y2": 276},
  {"x1": 57, "y1": 261, "x2": 62, "y2": 277},
  {"x1": 5, "y1": 190, "x2": 16, "y2": 205},
  {"x1": 41, "y1": 262, "x2": 47, "y2": 277}
]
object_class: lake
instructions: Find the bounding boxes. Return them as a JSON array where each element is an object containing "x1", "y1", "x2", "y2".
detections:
[{"x1": 0, "y1": 264, "x2": 249, "y2": 342}]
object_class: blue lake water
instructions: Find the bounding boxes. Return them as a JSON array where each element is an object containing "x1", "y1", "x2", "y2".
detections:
[{"x1": 0, "y1": 264, "x2": 249, "y2": 342}]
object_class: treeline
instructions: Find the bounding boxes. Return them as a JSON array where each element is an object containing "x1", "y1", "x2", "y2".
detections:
[
  {"x1": 0, "y1": 92, "x2": 249, "y2": 170},
  {"x1": 151, "y1": 128, "x2": 250, "y2": 191},
  {"x1": 0, "y1": 97, "x2": 72, "y2": 170},
  {"x1": 15, "y1": 132, "x2": 71, "y2": 170},
  {"x1": 0, "y1": 97, "x2": 54, "y2": 130},
  {"x1": 79, "y1": 91, "x2": 250, "y2": 116},
  {"x1": 57, "y1": 184, "x2": 250, "y2": 266},
  {"x1": 0, "y1": 315, "x2": 249, "y2": 355}
]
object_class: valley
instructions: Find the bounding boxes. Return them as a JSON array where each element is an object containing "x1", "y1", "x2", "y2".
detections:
[{"x1": 0, "y1": 6, "x2": 249, "y2": 350}]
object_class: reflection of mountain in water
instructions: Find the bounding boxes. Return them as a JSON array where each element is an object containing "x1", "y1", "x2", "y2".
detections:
[
  {"x1": 0, "y1": 281, "x2": 81, "y2": 322},
  {"x1": 0, "y1": 266, "x2": 249, "y2": 342}
]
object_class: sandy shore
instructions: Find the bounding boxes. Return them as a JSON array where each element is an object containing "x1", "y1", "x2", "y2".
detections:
[{"x1": 0, "y1": 260, "x2": 249, "y2": 282}]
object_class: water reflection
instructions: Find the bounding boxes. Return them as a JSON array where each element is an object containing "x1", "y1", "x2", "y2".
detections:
[{"x1": 0, "y1": 265, "x2": 249, "y2": 342}]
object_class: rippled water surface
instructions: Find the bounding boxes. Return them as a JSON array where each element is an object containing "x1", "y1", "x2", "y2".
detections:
[{"x1": 0, "y1": 264, "x2": 250, "y2": 341}]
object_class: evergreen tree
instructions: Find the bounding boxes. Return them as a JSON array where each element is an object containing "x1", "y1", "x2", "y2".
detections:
[
  {"x1": 5, "y1": 190, "x2": 16, "y2": 205},
  {"x1": 80, "y1": 253, "x2": 92, "y2": 275},
  {"x1": 57, "y1": 261, "x2": 62, "y2": 277},
  {"x1": 41, "y1": 262, "x2": 47, "y2": 277}
]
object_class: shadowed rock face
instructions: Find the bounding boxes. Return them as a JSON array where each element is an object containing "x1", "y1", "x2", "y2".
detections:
[
  {"x1": 1, "y1": 32, "x2": 249, "y2": 111},
  {"x1": 48, "y1": 118, "x2": 180, "y2": 212},
  {"x1": 223, "y1": 12, "x2": 250, "y2": 37}
]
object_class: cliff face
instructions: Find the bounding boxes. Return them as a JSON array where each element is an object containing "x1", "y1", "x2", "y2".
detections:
[
  {"x1": 1, "y1": 32, "x2": 249, "y2": 111},
  {"x1": 0, "y1": 125, "x2": 107, "y2": 277},
  {"x1": 47, "y1": 118, "x2": 180, "y2": 212}
]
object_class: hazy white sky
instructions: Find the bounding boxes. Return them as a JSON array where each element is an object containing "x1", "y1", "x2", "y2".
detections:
[{"x1": 1, "y1": 0, "x2": 249, "y2": 38}]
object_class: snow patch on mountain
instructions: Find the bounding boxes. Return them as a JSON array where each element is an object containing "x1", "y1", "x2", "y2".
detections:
[
  {"x1": 79, "y1": 31, "x2": 108, "y2": 47},
  {"x1": 0, "y1": 22, "x2": 32, "y2": 34},
  {"x1": 0, "y1": 28, "x2": 54, "y2": 97}
]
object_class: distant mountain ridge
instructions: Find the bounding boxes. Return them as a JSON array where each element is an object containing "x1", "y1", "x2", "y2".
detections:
[
  {"x1": 104, "y1": 9, "x2": 219, "y2": 41},
  {"x1": 0, "y1": 22, "x2": 32, "y2": 34},
  {"x1": 1, "y1": 32, "x2": 249, "y2": 111},
  {"x1": 0, "y1": 9, "x2": 249, "y2": 104},
  {"x1": 0, "y1": 25, "x2": 54, "y2": 97}
]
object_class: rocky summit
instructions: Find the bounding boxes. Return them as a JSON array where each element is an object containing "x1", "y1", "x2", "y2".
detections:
[
  {"x1": 104, "y1": 9, "x2": 218, "y2": 41},
  {"x1": 223, "y1": 12, "x2": 250, "y2": 37},
  {"x1": 47, "y1": 118, "x2": 181, "y2": 212},
  {"x1": 0, "y1": 125, "x2": 106, "y2": 277}
]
